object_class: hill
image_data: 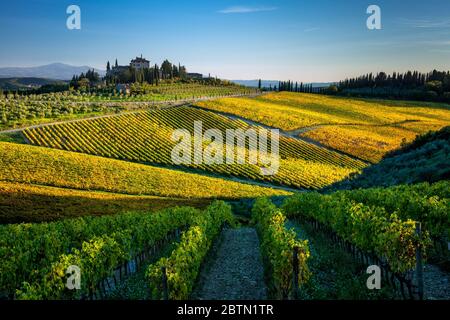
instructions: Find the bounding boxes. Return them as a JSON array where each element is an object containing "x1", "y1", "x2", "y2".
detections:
[
  {"x1": 0, "y1": 77, "x2": 67, "y2": 90},
  {"x1": 0, "y1": 141, "x2": 289, "y2": 199},
  {"x1": 329, "y1": 126, "x2": 450, "y2": 190},
  {"x1": 196, "y1": 92, "x2": 450, "y2": 162},
  {"x1": 0, "y1": 63, "x2": 105, "y2": 80},
  {"x1": 0, "y1": 181, "x2": 209, "y2": 224},
  {"x1": 22, "y1": 106, "x2": 365, "y2": 189}
]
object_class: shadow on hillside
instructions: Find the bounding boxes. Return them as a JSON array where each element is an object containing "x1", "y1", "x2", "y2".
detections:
[
  {"x1": 325, "y1": 126, "x2": 450, "y2": 191},
  {"x1": 0, "y1": 190, "x2": 210, "y2": 224}
]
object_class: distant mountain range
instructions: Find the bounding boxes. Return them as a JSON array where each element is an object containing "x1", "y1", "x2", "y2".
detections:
[
  {"x1": 0, "y1": 63, "x2": 105, "y2": 80},
  {"x1": 231, "y1": 80, "x2": 334, "y2": 88}
]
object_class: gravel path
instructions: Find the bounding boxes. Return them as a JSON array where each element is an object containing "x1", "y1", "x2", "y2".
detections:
[
  {"x1": 193, "y1": 227, "x2": 267, "y2": 300},
  {"x1": 424, "y1": 264, "x2": 450, "y2": 300}
]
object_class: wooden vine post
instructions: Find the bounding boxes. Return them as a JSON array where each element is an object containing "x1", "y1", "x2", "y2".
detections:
[
  {"x1": 161, "y1": 266, "x2": 169, "y2": 300},
  {"x1": 415, "y1": 222, "x2": 424, "y2": 300},
  {"x1": 292, "y1": 246, "x2": 299, "y2": 300}
]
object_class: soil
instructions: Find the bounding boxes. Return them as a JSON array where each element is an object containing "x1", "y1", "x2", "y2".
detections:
[{"x1": 192, "y1": 227, "x2": 267, "y2": 300}]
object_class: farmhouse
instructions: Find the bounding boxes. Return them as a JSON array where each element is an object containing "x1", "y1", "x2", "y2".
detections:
[
  {"x1": 116, "y1": 83, "x2": 130, "y2": 94},
  {"x1": 107, "y1": 55, "x2": 150, "y2": 77}
]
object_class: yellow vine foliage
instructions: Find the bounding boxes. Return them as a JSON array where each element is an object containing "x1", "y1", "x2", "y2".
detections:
[
  {"x1": 0, "y1": 142, "x2": 290, "y2": 199},
  {"x1": 23, "y1": 106, "x2": 364, "y2": 189},
  {"x1": 196, "y1": 92, "x2": 450, "y2": 162}
]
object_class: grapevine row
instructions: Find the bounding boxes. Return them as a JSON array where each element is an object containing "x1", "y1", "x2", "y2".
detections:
[
  {"x1": 0, "y1": 206, "x2": 199, "y2": 299},
  {"x1": 333, "y1": 181, "x2": 449, "y2": 258},
  {"x1": 282, "y1": 191, "x2": 431, "y2": 273},
  {"x1": 146, "y1": 201, "x2": 234, "y2": 300},
  {"x1": 24, "y1": 106, "x2": 365, "y2": 189},
  {"x1": 252, "y1": 198, "x2": 310, "y2": 299}
]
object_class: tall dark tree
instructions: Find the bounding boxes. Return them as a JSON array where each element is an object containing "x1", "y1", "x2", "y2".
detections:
[
  {"x1": 154, "y1": 64, "x2": 160, "y2": 86},
  {"x1": 161, "y1": 60, "x2": 173, "y2": 79},
  {"x1": 172, "y1": 65, "x2": 179, "y2": 78}
]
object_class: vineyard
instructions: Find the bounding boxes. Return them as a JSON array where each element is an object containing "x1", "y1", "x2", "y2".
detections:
[
  {"x1": 0, "y1": 181, "x2": 209, "y2": 224},
  {"x1": 0, "y1": 202, "x2": 230, "y2": 299},
  {"x1": 328, "y1": 126, "x2": 450, "y2": 190},
  {"x1": 0, "y1": 142, "x2": 289, "y2": 199},
  {"x1": 196, "y1": 92, "x2": 450, "y2": 162},
  {"x1": 1, "y1": 87, "x2": 449, "y2": 301},
  {"x1": 146, "y1": 201, "x2": 234, "y2": 299},
  {"x1": 23, "y1": 106, "x2": 365, "y2": 189},
  {"x1": 302, "y1": 124, "x2": 419, "y2": 162},
  {"x1": 252, "y1": 198, "x2": 310, "y2": 299},
  {"x1": 0, "y1": 82, "x2": 257, "y2": 129},
  {"x1": 282, "y1": 181, "x2": 449, "y2": 272},
  {"x1": 334, "y1": 181, "x2": 450, "y2": 261},
  {"x1": 2, "y1": 0, "x2": 450, "y2": 304}
]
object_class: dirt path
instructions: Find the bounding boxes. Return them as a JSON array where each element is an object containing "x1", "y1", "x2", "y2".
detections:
[
  {"x1": 193, "y1": 227, "x2": 267, "y2": 300},
  {"x1": 188, "y1": 104, "x2": 370, "y2": 164}
]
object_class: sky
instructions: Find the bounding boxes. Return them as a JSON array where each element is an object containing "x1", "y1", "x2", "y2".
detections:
[{"x1": 0, "y1": 0, "x2": 449, "y2": 82}]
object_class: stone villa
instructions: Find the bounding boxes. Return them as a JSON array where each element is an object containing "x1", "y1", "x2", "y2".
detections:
[
  {"x1": 108, "y1": 55, "x2": 150, "y2": 75},
  {"x1": 130, "y1": 55, "x2": 150, "y2": 71}
]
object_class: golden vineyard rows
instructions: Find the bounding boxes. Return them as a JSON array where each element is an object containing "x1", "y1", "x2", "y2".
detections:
[
  {"x1": 23, "y1": 106, "x2": 365, "y2": 189},
  {"x1": 0, "y1": 142, "x2": 289, "y2": 199},
  {"x1": 196, "y1": 92, "x2": 450, "y2": 163}
]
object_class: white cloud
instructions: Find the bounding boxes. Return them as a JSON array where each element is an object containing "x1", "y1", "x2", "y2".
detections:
[
  {"x1": 398, "y1": 18, "x2": 450, "y2": 29},
  {"x1": 218, "y1": 6, "x2": 277, "y2": 14}
]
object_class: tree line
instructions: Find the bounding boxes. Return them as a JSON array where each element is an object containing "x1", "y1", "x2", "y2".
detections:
[
  {"x1": 336, "y1": 70, "x2": 450, "y2": 102},
  {"x1": 277, "y1": 81, "x2": 326, "y2": 93},
  {"x1": 256, "y1": 79, "x2": 331, "y2": 94},
  {"x1": 70, "y1": 69, "x2": 100, "y2": 89}
]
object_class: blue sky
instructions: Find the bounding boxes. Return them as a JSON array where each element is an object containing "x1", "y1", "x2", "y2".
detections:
[{"x1": 0, "y1": 0, "x2": 449, "y2": 81}]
